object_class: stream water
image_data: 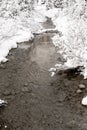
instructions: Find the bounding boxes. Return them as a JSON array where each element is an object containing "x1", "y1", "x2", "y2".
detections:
[{"x1": 0, "y1": 18, "x2": 87, "y2": 130}]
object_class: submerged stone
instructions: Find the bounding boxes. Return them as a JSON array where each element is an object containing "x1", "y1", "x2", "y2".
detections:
[
  {"x1": 79, "y1": 84, "x2": 86, "y2": 89},
  {"x1": 76, "y1": 89, "x2": 82, "y2": 94}
]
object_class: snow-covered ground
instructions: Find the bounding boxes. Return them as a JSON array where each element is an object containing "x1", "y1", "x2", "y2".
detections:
[{"x1": 0, "y1": 1, "x2": 46, "y2": 62}]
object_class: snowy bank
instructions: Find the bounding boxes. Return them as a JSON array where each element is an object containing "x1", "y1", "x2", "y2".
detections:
[
  {"x1": 0, "y1": 4, "x2": 46, "y2": 63},
  {"x1": 46, "y1": 0, "x2": 87, "y2": 78}
]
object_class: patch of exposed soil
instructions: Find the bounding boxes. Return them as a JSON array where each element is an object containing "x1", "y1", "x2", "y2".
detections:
[{"x1": 0, "y1": 18, "x2": 87, "y2": 130}]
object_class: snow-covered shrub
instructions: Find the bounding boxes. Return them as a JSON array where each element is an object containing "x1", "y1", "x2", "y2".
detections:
[
  {"x1": 52, "y1": 0, "x2": 87, "y2": 78},
  {"x1": 45, "y1": 0, "x2": 65, "y2": 9},
  {"x1": 0, "y1": 0, "x2": 34, "y2": 18}
]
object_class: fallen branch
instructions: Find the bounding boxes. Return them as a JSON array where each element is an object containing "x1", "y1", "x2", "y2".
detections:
[{"x1": 33, "y1": 29, "x2": 62, "y2": 35}]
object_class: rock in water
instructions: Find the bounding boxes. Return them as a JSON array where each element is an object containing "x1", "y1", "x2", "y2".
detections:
[
  {"x1": 76, "y1": 89, "x2": 82, "y2": 94},
  {"x1": 82, "y1": 96, "x2": 87, "y2": 106},
  {"x1": 79, "y1": 84, "x2": 86, "y2": 89}
]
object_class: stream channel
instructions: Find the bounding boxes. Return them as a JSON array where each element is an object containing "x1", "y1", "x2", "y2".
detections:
[{"x1": 0, "y1": 18, "x2": 87, "y2": 130}]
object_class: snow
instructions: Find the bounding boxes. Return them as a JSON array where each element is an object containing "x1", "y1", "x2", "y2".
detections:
[
  {"x1": 0, "y1": 99, "x2": 7, "y2": 106},
  {"x1": 49, "y1": 68, "x2": 56, "y2": 72},
  {"x1": 82, "y1": 96, "x2": 87, "y2": 106},
  {"x1": 0, "y1": 2, "x2": 46, "y2": 63},
  {"x1": 45, "y1": 0, "x2": 87, "y2": 78},
  {"x1": 0, "y1": 18, "x2": 33, "y2": 62},
  {"x1": 49, "y1": 68, "x2": 56, "y2": 77},
  {"x1": 51, "y1": 72, "x2": 55, "y2": 77}
]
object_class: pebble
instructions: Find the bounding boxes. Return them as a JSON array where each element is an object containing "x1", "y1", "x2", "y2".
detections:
[
  {"x1": 5, "y1": 125, "x2": 7, "y2": 129},
  {"x1": 21, "y1": 87, "x2": 29, "y2": 92},
  {"x1": 76, "y1": 89, "x2": 82, "y2": 94},
  {"x1": 66, "y1": 120, "x2": 76, "y2": 128},
  {"x1": 79, "y1": 84, "x2": 86, "y2": 89},
  {"x1": 21, "y1": 100, "x2": 26, "y2": 104},
  {"x1": 80, "y1": 123, "x2": 87, "y2": 129},
  {"x1": 9, "y1": 52, "x2": 12, "y2": 55},
  {"x1": 11, "y1": 90, "x2": 16, "y2": 95},
  {"x1": 24, "y1": 83, "x2": 28, "y2": 86},
  {"x1": 0, "y1": 64, "x2": 6, "y2": 69},
  {"x1": 58, "y1": 91, "x2": 66, "y2": 102},
  {"x1": 3, "y1": 90, "x2": 11, "y2": 96}
]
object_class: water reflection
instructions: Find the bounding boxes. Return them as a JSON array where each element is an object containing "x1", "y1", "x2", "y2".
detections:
[
  {"x1": 30, "y1": 33, "x2": 55, "y2": 68},
  {"x1": 40, "y1": 34, "x2": 51, "y2": 43},
  {"x1": 17, "y1": 32, "x2": 56, "y2": 69}
]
